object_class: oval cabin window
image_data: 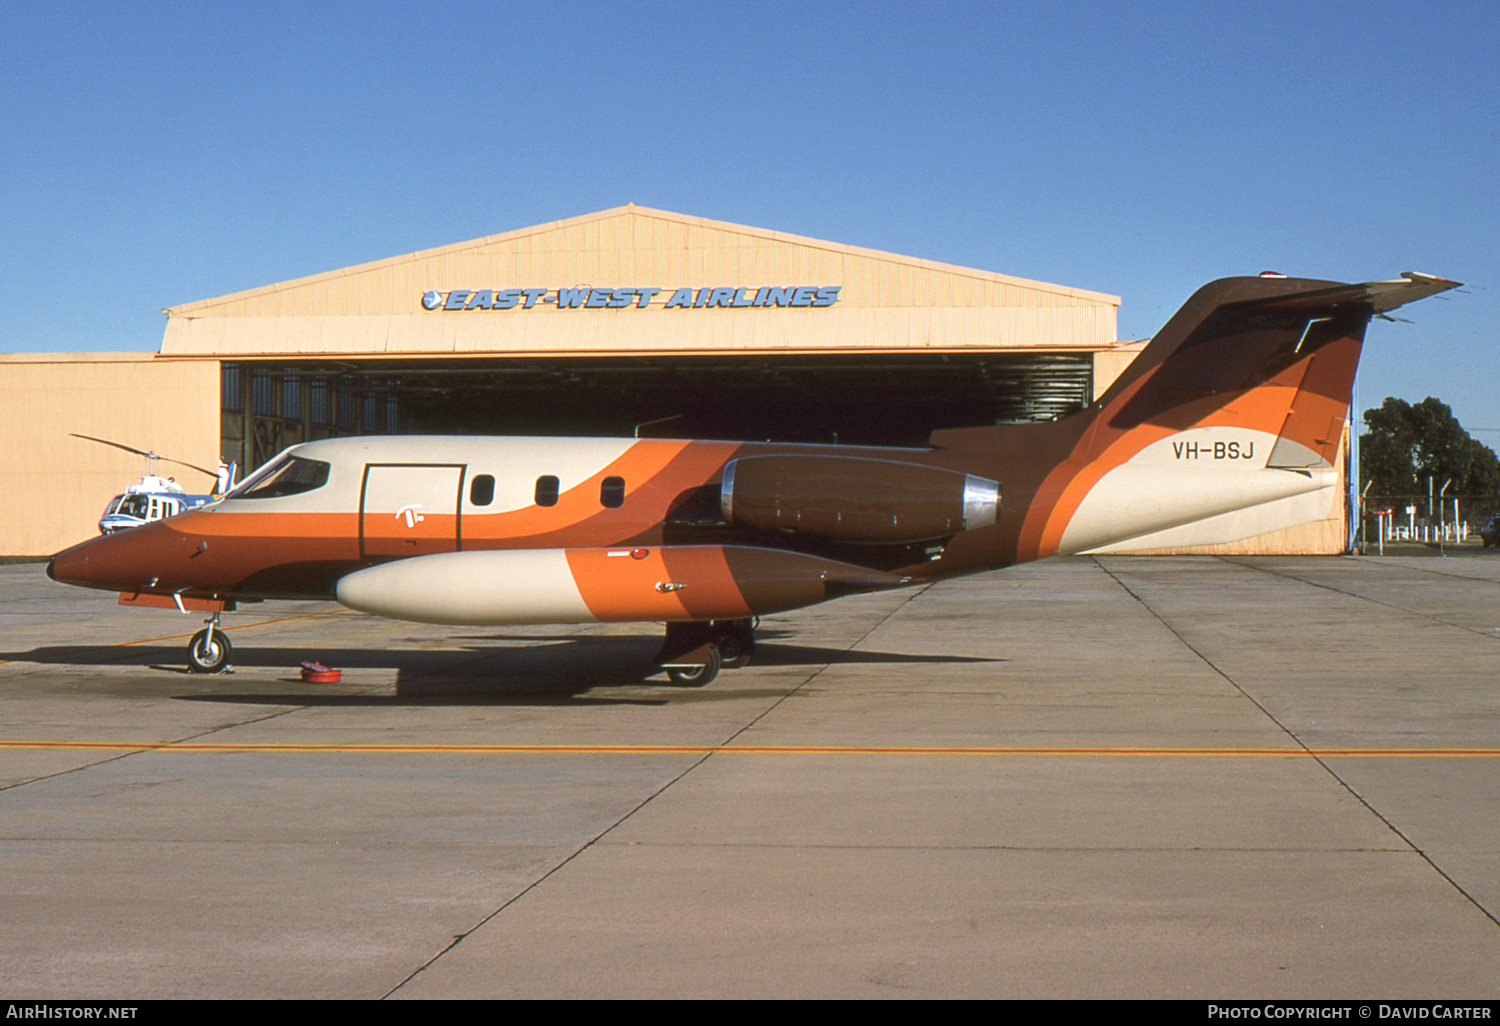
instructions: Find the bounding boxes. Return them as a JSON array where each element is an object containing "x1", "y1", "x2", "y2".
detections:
[
  {"x1": 535, "y1": 475, "x2": 560, "y2": 507},
  {"x1": 600, "y1": 476, "x2": 625, "y2": 508}
]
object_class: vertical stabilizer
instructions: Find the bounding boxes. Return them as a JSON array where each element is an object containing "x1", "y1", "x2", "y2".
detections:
[{"x1": 929, "y1": 272, "x2": 1461, "y2": 561}]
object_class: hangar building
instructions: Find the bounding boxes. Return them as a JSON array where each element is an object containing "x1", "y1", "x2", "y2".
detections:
[{"x1": 2, "y1": 205, "x2": 1346, "y2": 556}]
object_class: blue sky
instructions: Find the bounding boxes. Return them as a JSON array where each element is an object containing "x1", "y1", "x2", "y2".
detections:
[{"x1": 3, "y1": 0, "x2": 1496, "y2": 433}]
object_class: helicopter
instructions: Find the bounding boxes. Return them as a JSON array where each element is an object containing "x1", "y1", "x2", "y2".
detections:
[{"x1": 71, "y1": 434, "x2": 231, "y2": 534}]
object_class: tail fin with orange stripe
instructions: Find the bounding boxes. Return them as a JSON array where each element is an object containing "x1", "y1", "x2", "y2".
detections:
[{"x1": 930, "y1": 272, "x2": 1461, "y2": 559}]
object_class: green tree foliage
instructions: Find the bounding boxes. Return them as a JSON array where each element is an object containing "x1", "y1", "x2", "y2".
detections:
[{"x1": 1360, "y1": 397, "x2": 1500, "y2": 501}]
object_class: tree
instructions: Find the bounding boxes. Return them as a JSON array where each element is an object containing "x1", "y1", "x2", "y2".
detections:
[{"x1": 1360, "y1": 397, "x2": 1500, "y2": 503}]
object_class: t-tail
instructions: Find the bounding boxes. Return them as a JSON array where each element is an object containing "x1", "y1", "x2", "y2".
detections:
[{"x1": 930, "y1": 272, "x2": 1461, "y2": 560}]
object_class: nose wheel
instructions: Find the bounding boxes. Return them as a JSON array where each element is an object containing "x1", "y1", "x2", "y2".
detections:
[{"x1": 187, "y1": 615, "x2": 232, "y2": 673}]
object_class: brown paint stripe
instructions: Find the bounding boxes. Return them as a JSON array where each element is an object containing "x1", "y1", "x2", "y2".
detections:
[{"x1": 4, "y1": 741, "x2": 1499, "y2": 758}]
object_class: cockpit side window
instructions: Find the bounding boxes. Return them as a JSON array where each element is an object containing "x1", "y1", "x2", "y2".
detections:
[{"x1": 233, "y1": 457, "x2": 331, "y2": 499}]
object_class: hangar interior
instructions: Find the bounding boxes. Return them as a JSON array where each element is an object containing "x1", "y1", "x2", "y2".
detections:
[{"x1": 220, "y1": 351, "x2": 1096, "y2": 470}]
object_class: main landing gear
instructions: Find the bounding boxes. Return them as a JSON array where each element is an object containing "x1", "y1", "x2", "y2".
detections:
[
  {"x1": 187, "y1": 612, "x2": 233, "y2": 673},
  {"x1": 658, "y1": 618, "x2": 755, "y2": 687},
  {"x1": 182, "y1": 611, "x2": 752, "y2": 682}
]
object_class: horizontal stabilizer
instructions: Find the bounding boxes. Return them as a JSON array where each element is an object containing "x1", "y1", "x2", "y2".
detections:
[{"x1": 1227, "y1": 272, "x2": 1460, "y2": 317}]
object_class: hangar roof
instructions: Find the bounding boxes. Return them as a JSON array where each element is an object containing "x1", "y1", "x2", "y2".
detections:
[{"x1": 159, "y1": 205, "x2": 1120, "y2": 359}]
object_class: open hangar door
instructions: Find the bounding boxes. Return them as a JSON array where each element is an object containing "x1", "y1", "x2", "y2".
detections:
[{"x1": 220, "y1": 352, "x2": 1094, "y2": 474}]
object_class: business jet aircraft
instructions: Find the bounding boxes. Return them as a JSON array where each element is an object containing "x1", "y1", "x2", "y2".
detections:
[{"x1": 48, "y1": 272, "x2": 1459, "y2": 681}]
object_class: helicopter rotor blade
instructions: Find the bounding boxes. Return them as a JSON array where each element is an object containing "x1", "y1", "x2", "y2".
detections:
[
  {"x1": 70, "y1": 433, "x2": 151, "y2": 458},
  {"x1": 155, "y1": 455, "x2": 218, "y2": 478},
  {"x1": 69, "y1": 434, "x2": 217, "y2": 480}
]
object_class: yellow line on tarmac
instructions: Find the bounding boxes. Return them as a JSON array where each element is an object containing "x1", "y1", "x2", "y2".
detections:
[
  {"x1": 113, "y1": 609, "x2": 348, "y2": 647},
  {"x1": 3, "y1": 740, "x2": 1500, "y2": 758},
  {"x1": 0, "y1": 610, "x2": 347, "y2": 667}
]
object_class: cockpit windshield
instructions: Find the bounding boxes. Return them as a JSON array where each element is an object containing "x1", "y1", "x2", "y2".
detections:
[
  {"x1": 103, "y1": 494, "x2": 150, "y2": 518},
  {"x1": 226, "y1": 456, "x2": 330, "y2": 500}
]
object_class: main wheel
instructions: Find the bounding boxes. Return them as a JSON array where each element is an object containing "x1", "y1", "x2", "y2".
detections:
[
  {"x1": 187, "y1": 628, "x2": 232, "y2": 674},
  {"x1": 666, "y1": 645, "x2": 721, "y2": 687},
  {"x1": 712, "y1": 619, "x2": 755, "y2": 669}
]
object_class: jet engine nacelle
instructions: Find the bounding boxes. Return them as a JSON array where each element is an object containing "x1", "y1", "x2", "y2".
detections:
[
  {"x1": 720, "y1": 455, "x2": 1000, "y2": 544},
  {"x1": 334, "y1": 545, "x2": 905, "y2": 626}
]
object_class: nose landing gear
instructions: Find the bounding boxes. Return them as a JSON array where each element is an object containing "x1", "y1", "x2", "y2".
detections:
[{"x1": 187, "y1": 612, "x2": 233, "y2": 673}]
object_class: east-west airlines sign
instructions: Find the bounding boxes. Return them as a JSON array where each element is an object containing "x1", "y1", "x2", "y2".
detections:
[{"x1": 421, "y1": 286, "x2": 841, "y2": 311}]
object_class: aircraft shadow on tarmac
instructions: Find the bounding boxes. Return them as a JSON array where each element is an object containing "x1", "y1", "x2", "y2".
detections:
[{"x1": 0, "y1": 633, "x2": 1002, "y2": 708}]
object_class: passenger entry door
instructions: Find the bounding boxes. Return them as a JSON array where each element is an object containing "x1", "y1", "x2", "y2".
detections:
[{"x1": 360, "y1": 464, "x2": 465, "y2": 558}]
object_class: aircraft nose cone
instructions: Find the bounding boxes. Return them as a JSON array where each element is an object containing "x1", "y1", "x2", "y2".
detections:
[
  {"x1": 46, "y1": 542, "x2": 94, "y2": 587},
  {"x1": 47, "y1": 523, "x2": 189, "y2": 593}
]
